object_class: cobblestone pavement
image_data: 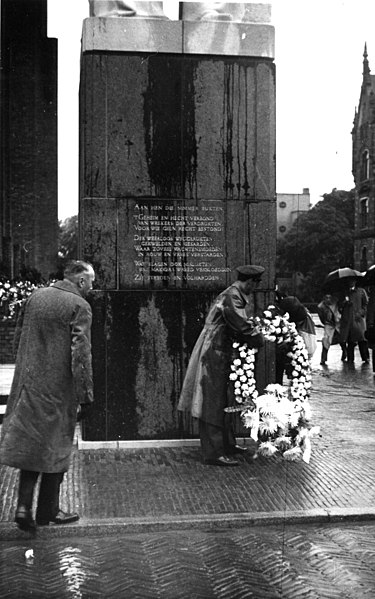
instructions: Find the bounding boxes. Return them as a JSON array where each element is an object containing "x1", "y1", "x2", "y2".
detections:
[{"x1": 1, "y1": 522, "x2": 375, "y2": 598}]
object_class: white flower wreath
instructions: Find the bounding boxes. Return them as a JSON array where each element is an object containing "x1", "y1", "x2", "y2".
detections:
[{"x1": 226, "y1": 306, "x2": 320, "y2": 463}]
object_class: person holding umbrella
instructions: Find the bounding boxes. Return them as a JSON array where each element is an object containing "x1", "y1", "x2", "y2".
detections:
[{"x1": 323, "y1": 268, "x2": 369, "y2": 363}]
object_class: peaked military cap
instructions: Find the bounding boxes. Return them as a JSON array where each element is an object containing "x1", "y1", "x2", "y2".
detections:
[{"x1": 235, "y1": 265, "x2": 265, "y2": 281}]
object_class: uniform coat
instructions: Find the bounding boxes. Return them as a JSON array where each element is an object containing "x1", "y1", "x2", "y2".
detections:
[
  {"x1": 178, "y1": 282, "x2": 263, "y2": 427},
  {"x1": 0, "y1": 280, "x2": 93, "y2": 473}
]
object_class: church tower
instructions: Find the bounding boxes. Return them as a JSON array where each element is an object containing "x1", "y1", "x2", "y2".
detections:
[{"x1": 352, "y1": 44, "x2": 375, "y2": 270}]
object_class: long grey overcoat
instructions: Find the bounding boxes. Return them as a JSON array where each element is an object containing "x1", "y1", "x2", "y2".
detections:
[
  {"x1": 177, "y1": 282, "x2": 263, "y2": 427},
  {"x1": 338, "y1": 287, "x2": 368, "y2": 343},
  {"x1": 0, "y1": 280, "x2": 93, "y2": 473}
]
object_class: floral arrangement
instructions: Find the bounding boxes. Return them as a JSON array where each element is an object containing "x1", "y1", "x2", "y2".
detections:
[
  {"x1": 0, "y1": 280, "x2": 41, "y2": 320},
  {"x1": 226, "y1": 306, "x2": 319, "y2": 463}
]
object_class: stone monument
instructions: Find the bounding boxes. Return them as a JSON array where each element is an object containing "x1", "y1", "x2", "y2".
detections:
[{"x1": 80, "y1": 1, "x2": 276, "y2": 440}]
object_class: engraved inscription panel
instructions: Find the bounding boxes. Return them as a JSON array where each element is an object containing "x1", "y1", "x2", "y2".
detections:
[{"x1": 118, "y1": 199, "x2": 231, "y2": 288}]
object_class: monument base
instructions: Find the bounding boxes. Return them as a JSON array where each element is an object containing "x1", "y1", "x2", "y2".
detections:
[{"x1": 80, "y1": 17, "x2": 276, "y2": 440}]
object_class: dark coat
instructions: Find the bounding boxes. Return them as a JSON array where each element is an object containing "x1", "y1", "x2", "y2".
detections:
[
  {"x1": 338, "y1": 287, "x2": 368, "y2": 343},
  {"x1": 0, "y1": 280, "x2": 93, "y2": 473},
  {"x1": 366, "y1": 288, "x2": 375, "y2": 348},
  {"x1": 177, "y1": 282, "x2": 263, "y2": 427}
]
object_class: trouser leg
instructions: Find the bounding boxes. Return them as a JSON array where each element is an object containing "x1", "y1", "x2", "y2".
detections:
[
  {"x1": 347, "y1": 342, "x2": 355, "y2": 362},
  {"x1": 199, "y1": 420, "x2": 226, "y2": 461},
  {"x1": 36, "y1": 472, "x2": 64, "y2": 521},
  {"x1": 18, "y1": 470, "x2": 39, "y2": 510},
  {"x1": 320, "y1": 347, "x2": 328, "y2": 364},
  {"x1": 199, "y1": 416, "x2": 237, "y2": 460},
  {"x1": 223, "y1": 413, "x2": 236, "y2": 454},
  {"x1": 340, "y1": 343, "x2": 347, "y2": 360},
  {"x1": 358, "y1": 339, "x2": 369, "y2": 361}
]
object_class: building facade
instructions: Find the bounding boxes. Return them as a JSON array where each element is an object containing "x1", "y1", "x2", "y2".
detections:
[
  {"x1": 0, "y1": 0, "x2": 58, "y2": 280},
  {"x1": 352, "y1": 45, "x2": 375, "y2": 271},
  {"x1": 276, "y1": 188, "x2": 310, "y2": 239}
]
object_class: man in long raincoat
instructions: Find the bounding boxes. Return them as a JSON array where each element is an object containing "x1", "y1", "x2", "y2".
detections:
[
  {"x1": 338, "y1": 278, "x2": 369, "y2": 363},
  {"x1": 178, "y1": 265, "x2": 265, "y2": 466},
  {"x1": 0, "y1": 261, "x2": 95, "y2": 531}
]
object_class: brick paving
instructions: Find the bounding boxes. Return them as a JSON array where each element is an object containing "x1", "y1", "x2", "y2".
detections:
[
  {"x1": 1, "y1": 326, "x2": 375, "y2": 597},
  {"x1": 1, "y1": 523, "x2": 375, "y2": 598},
  {"x1": 1, "y1": 324, "x2": 375, "y2": 538}
]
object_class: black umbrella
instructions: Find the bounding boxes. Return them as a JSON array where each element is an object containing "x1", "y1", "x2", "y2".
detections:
[
  {"x1": 363, "y1": 264, "x2": 375, "y2": 286},
  {"x1": 323, "y1": 267, "x2": 364, "y2": 292}
]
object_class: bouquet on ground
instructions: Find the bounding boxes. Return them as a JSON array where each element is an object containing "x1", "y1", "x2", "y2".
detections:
[{"x1": 226, "y1": 306, "x2": 319, "y2": 463}]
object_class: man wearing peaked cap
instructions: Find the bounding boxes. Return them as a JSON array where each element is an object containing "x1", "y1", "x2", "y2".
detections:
[
  {"x1": 236, "y1": 265, "x2": 265, "y2": 281},
  {"x1": 178, "y1": 265, "x2": 265, "y2": 467}
]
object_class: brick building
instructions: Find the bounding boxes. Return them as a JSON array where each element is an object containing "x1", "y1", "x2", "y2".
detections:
[
  {"x1": 352, "y1": 44, "x2": 375, "y2": 271},
  {"x1": 0, "y1": 0, "x2": 58, "y2": 280}
]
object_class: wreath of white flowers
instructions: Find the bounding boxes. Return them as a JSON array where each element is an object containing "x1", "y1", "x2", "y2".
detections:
[{"x1": 226, "y1": 305, "x2": 320, "y2": 463}]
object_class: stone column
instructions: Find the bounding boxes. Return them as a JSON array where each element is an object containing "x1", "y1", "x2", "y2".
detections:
[{"x1": 80, "y1": 5, "x2": 276, "y2": 440}]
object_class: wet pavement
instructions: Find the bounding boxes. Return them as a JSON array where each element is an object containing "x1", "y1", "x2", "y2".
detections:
[
  {"x1": 1, "y1": 319, "x2": 375, "y2": 597},
  {"x1": 1, "y1": 522, "x2": 375, "y2": 598}
]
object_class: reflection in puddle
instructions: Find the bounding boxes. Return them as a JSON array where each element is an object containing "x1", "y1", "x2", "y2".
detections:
[{"x1": 59, "y1": 547, "x2": 86, "y2": 599}]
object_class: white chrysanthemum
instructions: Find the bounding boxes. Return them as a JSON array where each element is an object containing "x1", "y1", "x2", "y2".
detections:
[
  {"x1": 259, "y1": 416, "x2": 279, "y2": 434},
  {"x1": 234, "y1": 388, "x2": 241, "y2": 395},
  {"x1": 274, "y1": 436, "x2": 292, "y2": 451},
  {"x1": 242, "y1": 410, "x2": 256, "y2": 428},
  {"x1": 234, "y1": 381, "x2": 241, "y2": 388},
  {"x1": 233, "y1": 342, "x2": 240, "y2": 348},
  {"x1": 233, "y1": 358, "x2": 241, "y2": 366},
  {"x1": 258, "y1": 442, "x2": 277, "y2": 457},
  {"x1": 229, "y1": 373, "x2": 237, "y2": 381},
  {"x1": 283, "y1": 446, "x2": 302, "y2": 461},
  {"x1": 289, "y1": 412, "x2": 300, "y2": 428}
]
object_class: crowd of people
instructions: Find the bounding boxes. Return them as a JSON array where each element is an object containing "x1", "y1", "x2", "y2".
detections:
[{"x1": 317, "y1": 276, "x2": 375, "y2": 370}]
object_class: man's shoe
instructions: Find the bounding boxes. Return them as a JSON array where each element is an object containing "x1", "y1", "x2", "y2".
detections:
[
  {"x1": 15, "y1": 506, "x2": 36, "y2": 532},
  {"x1": 37, "y1": 510, "x2": 80, "y2": 526},
  {"x1": 227, "y1": 444, "x2": 248, "y2": 454},
  {"x1": 204, "y1": 456, "x2": 239, "y2": 467}
]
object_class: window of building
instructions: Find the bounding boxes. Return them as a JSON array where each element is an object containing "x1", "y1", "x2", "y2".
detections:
[
  {"x1": 360, "y1": 197, "x2": 369, "y2": 229},
  {"x1": 361, "y1": 149, "x2": 370, "y2": 180},
  {"x1": 279, "y1": 201, "x2": 287, "y2": 208}
]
